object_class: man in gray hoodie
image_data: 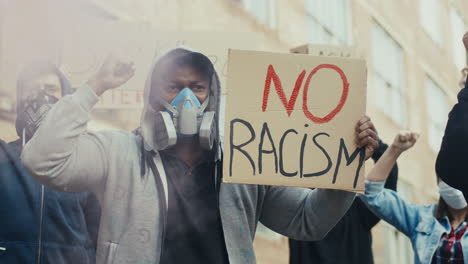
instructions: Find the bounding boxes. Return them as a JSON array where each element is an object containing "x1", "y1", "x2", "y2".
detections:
[{"x1": 22, "y1": 48, "x2": 379, "y2": 264}]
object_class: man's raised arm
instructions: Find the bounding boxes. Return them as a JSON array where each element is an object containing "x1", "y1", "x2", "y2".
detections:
[{"x1": 21, "y1": 58, "x2": 135, "y2": 193}]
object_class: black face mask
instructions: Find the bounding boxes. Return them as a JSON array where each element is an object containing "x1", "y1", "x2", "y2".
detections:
[{"x1": 16, "y1": 90, "x2": 58, "y2": 141}]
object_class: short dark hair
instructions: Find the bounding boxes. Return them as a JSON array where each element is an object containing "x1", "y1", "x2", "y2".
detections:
[
  {"x1": 16, "y1": 61, "x2": 64, "y2": 98},
  {"x1": 150, "y1": 49, "x2": 214, "y2": 87},
  {"x1": 149, "y1": 49, "x2": 215, "y2": 109}
]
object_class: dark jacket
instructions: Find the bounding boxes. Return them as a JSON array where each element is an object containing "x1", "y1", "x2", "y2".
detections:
[
  {"x1": 0, "y1": 62, "x2": 100, "y2": 264},
  {"x1": 436, "y1": 76, "x2": 468, "y2": 199},
  {"x1": 289, "y1": 141, "x2": 398, "y2": 264},
  {"x1": 0, "y1": 139, "x2": 100, "y2": 264}
]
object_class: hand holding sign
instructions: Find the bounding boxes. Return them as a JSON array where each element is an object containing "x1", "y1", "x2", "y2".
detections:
[
  {"x1": 224, "y1": 49, "x2": 369, "y2": 192},
  {"x1": 355, "y1": 116, "x2": 379, "y2": 160},
  {"x1": 87, "y1": 56, "x2": 135, "y2": 96}
]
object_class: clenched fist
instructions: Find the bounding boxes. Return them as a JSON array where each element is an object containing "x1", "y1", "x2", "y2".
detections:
[
  {"x1": 391, "y1": 131, "x2": 419, "y2": 153},
  {"x1": 87, "y1": 56, "x2": 135, "y2": 96}
]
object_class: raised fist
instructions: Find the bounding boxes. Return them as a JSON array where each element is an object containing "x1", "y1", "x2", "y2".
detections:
[
  {"x1": 391, "y1": 131, "x2": 419, "y2": 153},
  {"x1": 87, "y1": 56, "x2": 135, "y2": 96}
]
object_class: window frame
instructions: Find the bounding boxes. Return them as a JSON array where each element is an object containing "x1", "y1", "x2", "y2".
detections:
[
  {"x1": 418, "y1": 0, "x2": 443, "y2": 46},
  {"x1": 450, "y1": 7, "x2": 467, "y2": 71},
  {"x1": 304, "y1": 0, "x2": 352, "y2": 45},
  {"x1": 242, "y1": 0, "x2": 277, "y2": 29},
  {"x1": 371, "y1": 21, "x2": 407, "y2": 126},
  {"x1": 425, "y1": 77, "x2": 449, "y2": 153}
]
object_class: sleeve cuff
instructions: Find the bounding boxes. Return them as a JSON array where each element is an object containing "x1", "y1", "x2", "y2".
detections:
[
  {"x1": 365, "y1": 180, "x2": 385, "y2": 195},
  {"x1": 72, "y1": 85, "x2": 100, "y2": 112},
  {"x1": 371, "y1": 140, "x2": 387, "y2": 161}
]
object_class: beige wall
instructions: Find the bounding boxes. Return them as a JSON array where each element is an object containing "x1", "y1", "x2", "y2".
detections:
[{"x1": 1, "y1": 0, "x2": 467, "y2": 263}]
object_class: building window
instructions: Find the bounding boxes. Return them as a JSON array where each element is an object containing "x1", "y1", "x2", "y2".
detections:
[
  {"x1": 242, "y1": 0, "x2": 277, "y2": 29},
  {"x1": 450, "y1": 8, "x2": 467, "y2": 71},
  {"x1": 372, "y1": 22, "x2": 407, "y2": 126},
  {"x1": 384, "y1": 181, "x2": 414, "y2": 264},
  {"x1": 425, "y1": 78, "x2": 449, "y2": 152},
  {"x1": 419, "y1": 0, "x2": 442, "y2": 45},
  {"x1": 304, "y1": 0, "x2": 351, "y2": 45}
]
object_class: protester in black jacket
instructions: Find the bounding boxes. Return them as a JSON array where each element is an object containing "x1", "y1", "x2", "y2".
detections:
[
  {"x1": 436, "y1": 32, "x2": 468, "y2": 199},
  {"x1": 289, "y1": 140, "x2": 398, "y2": 264},
  {"x1": 0, "y1": 62, "x2": 101, "y2": 264}
]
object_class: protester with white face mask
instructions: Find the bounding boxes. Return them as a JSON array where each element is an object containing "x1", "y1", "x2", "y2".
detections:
[{"x1": 361, "y1": 131, "x2": 468, "y2": 264}]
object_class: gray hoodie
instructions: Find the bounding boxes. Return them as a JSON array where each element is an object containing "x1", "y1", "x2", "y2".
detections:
[{"x1": 21, "y1": 48, "x2": 355, "y2": 264}]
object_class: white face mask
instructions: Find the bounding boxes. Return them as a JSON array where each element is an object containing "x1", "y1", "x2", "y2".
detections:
[{"x1": 439, "y1": 181, "x2": 468, "y2": 210}]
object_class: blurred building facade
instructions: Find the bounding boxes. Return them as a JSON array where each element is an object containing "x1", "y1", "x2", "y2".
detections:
[{"x1": 1, "y1": 0, "x2": 467, "y2": 263}]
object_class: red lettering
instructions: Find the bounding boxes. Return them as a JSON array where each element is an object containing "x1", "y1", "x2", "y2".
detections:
[
  {"x1": 302, "y1": 64, "x2": 349, "y2": 124},
  {"x1": 262, "y1": 64, "x2": 349, "y2": 124},
  {"x1": 262, "y1": 64, "x2": 306, "y2": 116}
]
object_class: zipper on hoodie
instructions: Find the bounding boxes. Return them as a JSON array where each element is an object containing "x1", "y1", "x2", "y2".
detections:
[{"x1": 37, "y1": 185, "x2": 45, "y2": 264}]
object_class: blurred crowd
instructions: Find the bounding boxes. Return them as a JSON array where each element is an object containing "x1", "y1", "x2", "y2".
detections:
[{"x1": 0, "y1": 19, "x2": 468, "y2": 264}]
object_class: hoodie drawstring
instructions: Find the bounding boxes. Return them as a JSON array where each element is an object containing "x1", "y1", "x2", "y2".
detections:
[{"x1": 140, "y1": 140, "x2": 147, "y2": 178}]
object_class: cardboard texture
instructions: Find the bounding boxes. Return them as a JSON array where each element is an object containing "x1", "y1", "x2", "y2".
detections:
[
  {"x1": 290, "y1": 44, "x2": 360, "y2": 59},
  {"x1": 223, "y1": 49, "x2": 367, "y2": 192}
]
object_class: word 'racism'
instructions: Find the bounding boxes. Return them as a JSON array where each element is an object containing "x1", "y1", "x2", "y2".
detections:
[{"x1": 229, "y1": 64, "x2": 365, "y2": 188}]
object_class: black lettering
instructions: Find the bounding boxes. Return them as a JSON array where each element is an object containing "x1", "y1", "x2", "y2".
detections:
[
  {"x1": 279, "y1": 129, "x2": 298, "y2": 177},
  {"x1": 303, "y1": 133, "x2": 332, "y2": 177},
  {"x1": 229, "y1": 119, "x2": 256, "y2": 176},
  {"x1": 258, "y1": 123, "x2": 278, "y2": 174},
  {"x1": 332, "y1": 138, "x2": 365, "y2": 188},
  {"x1": 299, "y1": 133, "x2": 308, "y2": 178}
]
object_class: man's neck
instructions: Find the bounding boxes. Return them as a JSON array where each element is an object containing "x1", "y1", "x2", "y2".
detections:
[{"x1": 174, "y1": 136, "x2": 204, "y2": 167}]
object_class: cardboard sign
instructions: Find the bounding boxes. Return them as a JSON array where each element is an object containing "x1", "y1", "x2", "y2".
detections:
[
  {"x1": 222, "y1": 50, "x2": 367, "y2": 192},
  {"x1": 290, "y1": 44, "x2": 360, "y2": 59}
]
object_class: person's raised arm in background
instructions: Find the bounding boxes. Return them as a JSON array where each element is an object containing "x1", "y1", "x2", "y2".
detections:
[
  {"x1": 358, "y1": 140, "x2": 399, "y2": 230},
  {"x1": 361, "y1": 131, "x2": 422, "y2": 237}
]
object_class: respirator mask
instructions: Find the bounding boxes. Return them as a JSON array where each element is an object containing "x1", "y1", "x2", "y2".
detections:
[
  {"x1": 16, "y1": 90, "x2": 58, "y2": 144},
  {"x1": 152, "y1": 87, "x2": 216, "y2": 150}
]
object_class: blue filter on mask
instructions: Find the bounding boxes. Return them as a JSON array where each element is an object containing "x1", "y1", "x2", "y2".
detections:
[
  {"x1": 170, "y1": 88, "x2": 202, "y2": 108},
  {"x1": 165, "y1": 88, "x2": 206, "y2": 136}
]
